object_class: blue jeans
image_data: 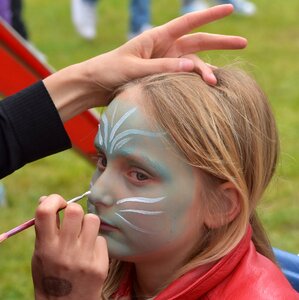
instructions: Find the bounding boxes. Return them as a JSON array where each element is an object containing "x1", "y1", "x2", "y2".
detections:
[
  {"x1": 214, "y1": 0, "x2": 247, "y2": 4},
  {"x1": 83, "y1": 0, "x2": 150, "y2": 33},
  {"x1": 129, "y1": 0, "x2": 150, "y2": 34},
  {"x1": 182, "y1": 0, "x2": 241, "y2": 4},
  {"x1": 182, "y1": 0, "x2": 196, "y2": 6}
]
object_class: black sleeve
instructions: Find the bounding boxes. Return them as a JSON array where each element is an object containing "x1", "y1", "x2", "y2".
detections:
[{"x1": 0, "y1": 81, "x2": 71, "y2": 179}]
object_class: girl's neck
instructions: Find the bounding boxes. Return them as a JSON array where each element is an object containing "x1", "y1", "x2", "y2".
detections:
[
  {"x1": 132, "y1": 257, "x2": 180, "y2": 298},
  {"x1": 130, "y1": 229, "x2": 212, "y2": 298},
  {"x1": 132, "y1": 254, "x2": 212, "y2": 299}
]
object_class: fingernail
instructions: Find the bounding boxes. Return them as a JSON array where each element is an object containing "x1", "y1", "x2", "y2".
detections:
[
  {"x1": 39, "y1": 196, "x2": 47, "y2": 204},
  {"x1": 207, "y1": 72, "x2": 217, "y2": 85}
]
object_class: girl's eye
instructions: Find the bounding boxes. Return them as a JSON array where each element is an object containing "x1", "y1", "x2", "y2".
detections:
[
  {"x1": 97, "y1": 154, "x2": 107, "y2": 171},
  {"x1": 132, "y1": 171, "x2": 150, "y2": 182}
]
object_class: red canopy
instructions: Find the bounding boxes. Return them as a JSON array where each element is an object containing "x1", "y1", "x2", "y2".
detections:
[{"x1": 0, "y1": 19, "x2": 99, "y2": 164}]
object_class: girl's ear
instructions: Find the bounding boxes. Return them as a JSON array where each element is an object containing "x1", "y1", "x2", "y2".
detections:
[{"x1": 204, "y1": 182, "x2": 241, "y2": 229}]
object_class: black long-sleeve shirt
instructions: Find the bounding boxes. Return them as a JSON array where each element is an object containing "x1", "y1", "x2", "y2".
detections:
[{"x1": 0, "y1": 81, "x2": 71, "y2": 179}]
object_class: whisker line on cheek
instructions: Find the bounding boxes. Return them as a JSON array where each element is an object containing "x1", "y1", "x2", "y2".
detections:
[
  {"x1": 118, "y1": 209, "x2": 164, "y2": 215},
  {"x1": 116, "y1": 196, "x2": 165, "y2": 205},
  {"x1": 114, "y1": 213, "x2": 156, "y2": 234}
]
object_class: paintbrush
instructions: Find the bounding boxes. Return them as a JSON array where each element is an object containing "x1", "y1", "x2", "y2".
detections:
[{"x1": 0, "y1": 191, "x2": 91, "y2": 243}]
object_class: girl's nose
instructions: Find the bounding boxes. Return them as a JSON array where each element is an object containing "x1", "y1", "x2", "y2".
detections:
[
  {"x1": 89, "y1": 154, "x2": 125, "y2": 208},
  {"x1": 89, "y1": 188, "x2": 114, "y2": 207}
]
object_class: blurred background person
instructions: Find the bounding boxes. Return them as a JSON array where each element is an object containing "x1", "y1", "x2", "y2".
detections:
[
  {"x1": 128, "y1": 0, "x2": 151, "y2": 39},
  {"x1": 71, "y1": 0, "x2": 255, "y2": 41},
  {"x1": 11, "y1": 0, "x2": 28, "y2": 39},
  {"x1": 71, "y1": 0, "x2": 151, "y2": 40},
  {"x1": 0, "y1": 0, "x2": 29, "y2": 39},
  {"x1": 0, "y1": 0, "x2": 12, "y2": 24},
  {"x1": 182, "y1": 0, "x2": 256, "y2": 16}
]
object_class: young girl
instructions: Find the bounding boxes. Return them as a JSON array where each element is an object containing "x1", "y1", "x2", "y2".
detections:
[{"x1": 32, "y1": 68, "x2": 299, "y2": 299}]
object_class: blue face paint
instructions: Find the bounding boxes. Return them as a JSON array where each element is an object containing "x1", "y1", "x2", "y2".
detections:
[{"x1": 89, "y1": 89, "x2": 204, "y2": 262}]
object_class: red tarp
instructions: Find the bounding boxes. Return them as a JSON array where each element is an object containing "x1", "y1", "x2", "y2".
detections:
[{"x1": 0, "y1": 19, "x2": 99, "y2": 164}]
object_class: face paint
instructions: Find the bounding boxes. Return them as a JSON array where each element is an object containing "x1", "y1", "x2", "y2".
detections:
[
  {"x1": 88, "y1": 89, "x2": 204, "y2": 262},
  {"x1": 97, "y1": 103, "x2": 164, "y2": 155},
  {"x1": 114, "y1": 196, "x2": 165, "y2": 234}
]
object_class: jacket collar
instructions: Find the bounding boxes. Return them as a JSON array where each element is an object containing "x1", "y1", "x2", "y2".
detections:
[{"x1": 155, "y1": 227, "x2": 252, "y2": 299}]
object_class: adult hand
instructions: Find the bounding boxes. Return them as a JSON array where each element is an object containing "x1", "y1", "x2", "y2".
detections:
[
  {"x1": 32, "y1": 195, "x2": 108, "y2": 300},
  {"x1": 44, "y1": 4, "x2": 247, "y2": 122},
  {"x1": 88, "y1": 4, "x2": 247, "y2": 90}
]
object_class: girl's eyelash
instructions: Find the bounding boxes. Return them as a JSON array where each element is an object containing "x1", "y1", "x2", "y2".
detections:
[
  {"x1": 93, "y1": 152, "x2": 156, "y2": 180},
  {"x1": 129, "y1": 167, "x2": 154, "y2": 181},
  {"x1": 129, "y1": 165, "x2": 152, "y2": 177},
  {"x1": 91, "y1": 150, "x2": 105, "y2": 160},
  {"x1": 95, "y1": 151, "x2": 107, "y2": 170},
  {"x1": 95, "y1": 151, "x2": 106, "y2": 159}
]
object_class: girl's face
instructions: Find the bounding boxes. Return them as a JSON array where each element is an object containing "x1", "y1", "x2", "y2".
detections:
[{"x1": 88, "y1": 88, "x2": 205, "y2": 262}]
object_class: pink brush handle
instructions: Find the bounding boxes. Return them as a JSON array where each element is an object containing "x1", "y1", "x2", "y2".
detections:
[
  {"x1": 6, "y1": 218, "x2": 35, "y2": 238},
  {"x1": 0, "y1": 191, "x2": 91, "y2": 243}
]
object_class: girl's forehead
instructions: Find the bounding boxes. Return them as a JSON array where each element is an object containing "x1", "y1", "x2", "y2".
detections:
[
  {"x1": 102, "y1": 97, "x2": 180, "y2": 158},
  {"x1": 106, "y1": 97, "x2": 152, "y2": 130},
  {"x1": 107, "y1": 97, "x2": 137, "y2": 114},
  {"x1": 109, "y1": 87, "x2": 146, "y2": 112}
]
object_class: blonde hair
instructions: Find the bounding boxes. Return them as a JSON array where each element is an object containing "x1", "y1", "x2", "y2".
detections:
[{"x1": 102, "y1": 67, "x2": 279, "y2": 298}]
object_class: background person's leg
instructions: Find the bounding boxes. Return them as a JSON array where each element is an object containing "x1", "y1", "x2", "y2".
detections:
[
  {"x1": 217, "y1": 0, "x2": 256, "y2": 16},
  {"x1": 11, "y1": 0, "x2": 28, "y2": 39},
  {"x1": 128, "y1": 0, "x2": 152, "y2": 39},
  {"x1": 181, "y1": 0, "x2": 209, "y2": 14},
  {"x1": 72, "y1": 0, "x2": 98, "y2": 40}
]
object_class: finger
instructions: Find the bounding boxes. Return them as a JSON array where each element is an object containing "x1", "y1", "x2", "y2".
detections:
[
  {"x1": 35, "y1": 194, "x2": 67, "y2": 239},
  {"x1": 94, "y1": 235, "x2": 109, "y2": 274},
  {"x1": 182, "y1": 54, "x2": 217, "y2": 85},
  {"x1": 60, "y1": 203, "x2": 85, "y2": 241},
  {"x1": 38, "y1": 195, "x2": 61, "y2": 228},
  {"x1": 155, "y1": 4, "x2": 234, "y2": 40},
  {"x1": 139, "y1": 56, "x2": 217, "y2": 85},
  {"x1": 38, "y1": 195, "x2": 48, "y2": 204},
  {"x1": 195, "y1": 61, "x2": 217, "y2": 86},
  {"x1": 136, "y1": 57, "x2": 195, "y2": 75},
  {"x1": 168, "y1": 33, "x2": 247, "y2": 57},
  {"x1": 80, "y1": 213, "x2": 100, "y2": 248}
]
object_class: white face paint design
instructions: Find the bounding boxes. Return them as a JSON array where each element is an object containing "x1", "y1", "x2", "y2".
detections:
[
  {"x1": 88, "y1": 88, "x2": 204, "y2": 262},
  {"x1": 98, "y1": 103, "x2": 164, "y2": 155},
  {"x1": 115, "y1": 196, "x2": 165, "y2": 234}
]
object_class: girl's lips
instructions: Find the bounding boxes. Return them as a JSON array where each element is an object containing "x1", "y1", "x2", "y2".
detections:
[{"x1": 100, "y1": 220, "x2": 118, "y2": 232}]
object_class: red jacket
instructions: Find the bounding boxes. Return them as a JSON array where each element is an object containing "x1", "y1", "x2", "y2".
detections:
[{"x1": 115, "y1": 227, "x2": 299, "y2": 299}]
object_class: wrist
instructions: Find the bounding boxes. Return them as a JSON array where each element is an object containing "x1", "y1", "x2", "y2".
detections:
[{"x1": 43, "y1": 62, "x2": 100, "y2": 123}]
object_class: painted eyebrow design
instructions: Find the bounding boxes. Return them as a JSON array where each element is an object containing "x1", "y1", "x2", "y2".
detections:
[
  {"x1": 97, "y1": 106, "x2": 166, "y2": 155},
  {"x1": 115, "y1": 149, "x2": 170, "y2": 177},
  {"x1": 95, "y1": 104, "x2": 171, "y2": 177},
  {"x1": 94, "y1": 139, "x2": 170, "y2": 179}
]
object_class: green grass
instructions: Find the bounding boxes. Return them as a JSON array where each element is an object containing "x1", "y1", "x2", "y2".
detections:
[{"x1": 0, "y1": 0, "x2": 298, "y2": 298}]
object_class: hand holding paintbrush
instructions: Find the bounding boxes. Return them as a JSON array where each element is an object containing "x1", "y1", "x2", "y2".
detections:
[
  {"x1": 31, "y1": 192, "x2": 108, "y2": 298},
  {"x1": 0, "y1": 191, "x2": 91, "y2": 243}
]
